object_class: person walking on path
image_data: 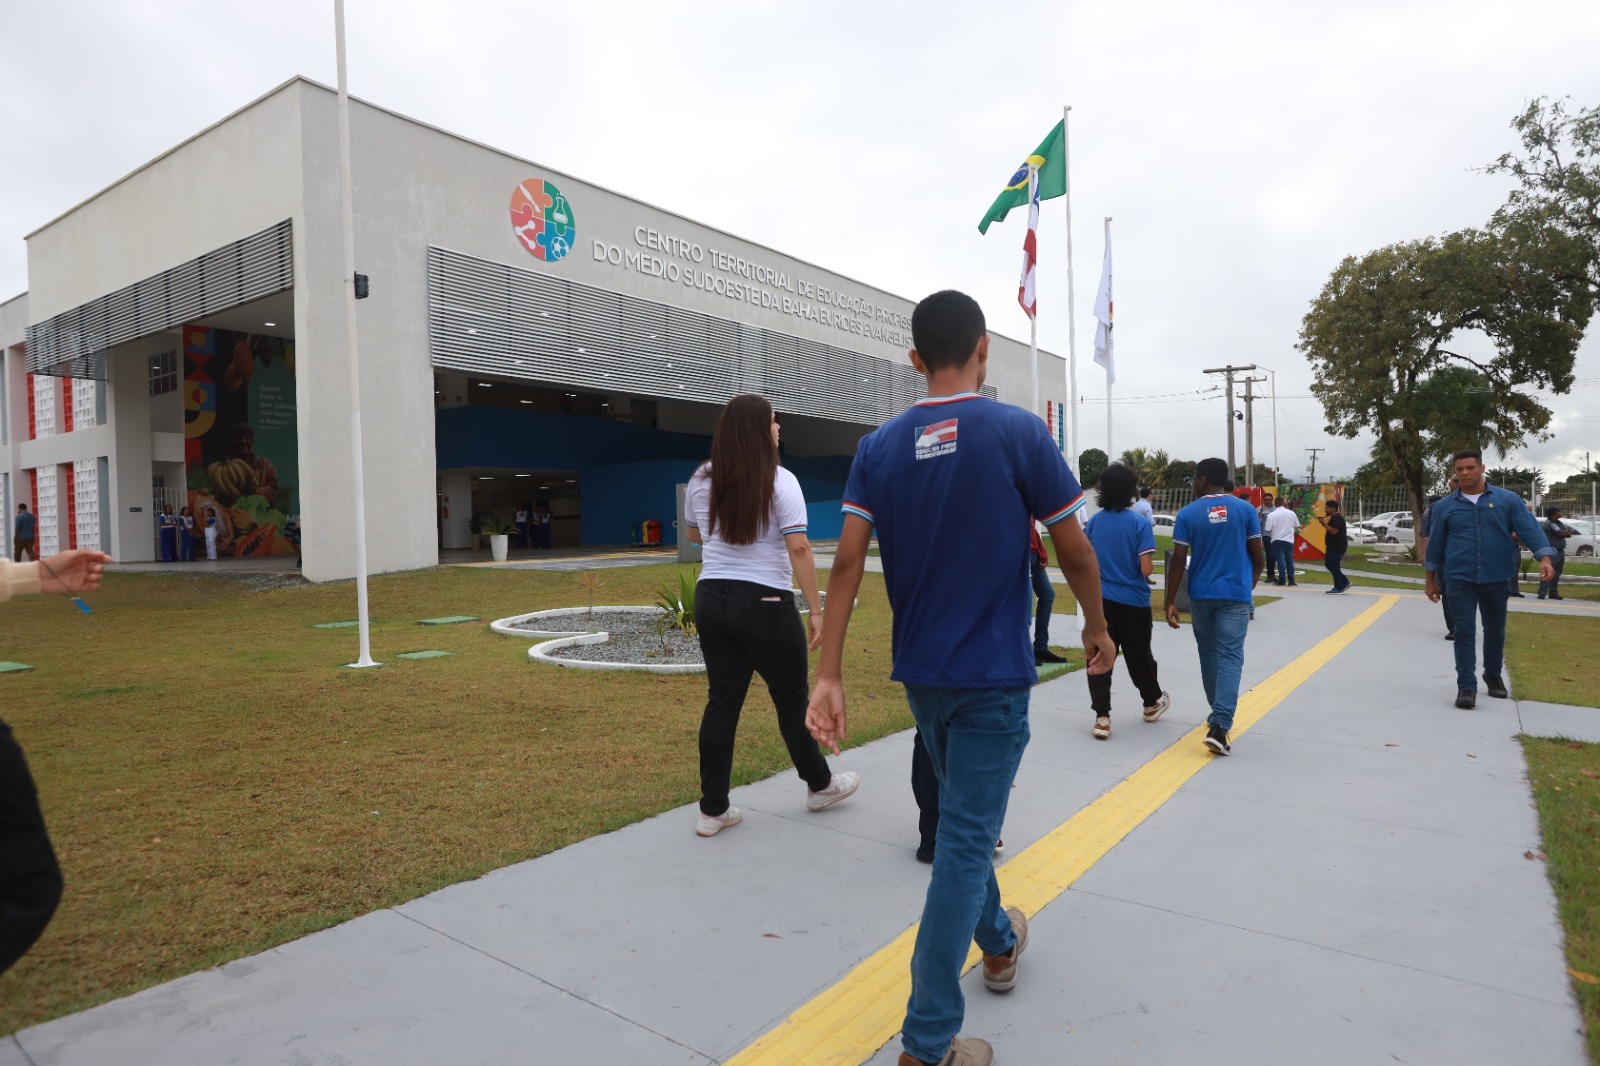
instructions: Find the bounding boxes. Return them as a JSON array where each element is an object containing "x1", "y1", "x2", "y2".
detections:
[
  {"x1": 13, "y1": 504, "x2": 37, "y2": 563},
  {"x1": 1264, "y1": 497, "x2": 1298, "y2": 586},
  {"x1": 1539, "y1": 505, "x2": 1574, "y2": 600},
  {"x1": 1028, "y1": 524, "x2": 1065, "y2": 665},
  {"x1": 805, "y1": 290, "x2": 1116, "y2": 1066},
  {"x1": 1165, "y1": 457, "x2": 1265, "y2": 756},
  {"x1": 1320, "y1": 498, "x2": 1351, "y2": 593},
  {"x1": 1424, "y1": 449, "x2": 1554, "y2": 709},
  {"x1": 1258, "y1": 493, "x2": 1278, "y2": 584},
  {"x1": 1, "y1": 547, "x2": 111, "y2": 976},
  {"x1": 684, "y1": 394, "x2": 857, "y2": 838},
  {"x1": 1084, "y1": 462, "x2": 1169, "y2": 740}
]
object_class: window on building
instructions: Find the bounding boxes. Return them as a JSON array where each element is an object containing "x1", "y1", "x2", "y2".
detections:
[{"x1": 148, "y1": 350, "x2": 178, "y2": 396}]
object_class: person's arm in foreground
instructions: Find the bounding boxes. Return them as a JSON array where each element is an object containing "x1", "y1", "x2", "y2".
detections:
[
  {"x1": 786, "y1": 532, "x2": 824, "y2": 649},
  {"x1": 1165, "y1": 544, "x2": 1189, "y2": 629},
  {"x1": 1, "y1": 549, "x2": 111, "y2": 604},
  {"x1": 805, "y1": 515, "x2": 872, "y2": 754},
  {"x1": 1046, "y1": 518, "x2": 1116, "y2": 673}
]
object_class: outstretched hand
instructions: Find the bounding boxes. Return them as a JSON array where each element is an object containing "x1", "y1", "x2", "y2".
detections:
[
  {"x1": 39, "y1": 550, "x2": 112, "y2": 596},
  {"x1": 806, "y1": 678, "x2": 847, "y2": 755}
]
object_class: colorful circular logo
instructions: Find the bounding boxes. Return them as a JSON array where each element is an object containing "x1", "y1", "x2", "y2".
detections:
[{"x1": 511, "y1": 178, "x2": 575, "y2": 262}]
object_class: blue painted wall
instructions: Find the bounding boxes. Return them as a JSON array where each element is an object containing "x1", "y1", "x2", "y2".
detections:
[{"x1": 436, "y1": 406, "x2": 853, "y2": 546}]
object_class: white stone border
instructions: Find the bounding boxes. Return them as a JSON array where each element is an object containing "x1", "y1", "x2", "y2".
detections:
[
  {"x1": 527, "y1": 631, "x2": 705, "y2": 674},
  {"x1": 489, "y1": 605, "x2": 662, "y2": 639}
]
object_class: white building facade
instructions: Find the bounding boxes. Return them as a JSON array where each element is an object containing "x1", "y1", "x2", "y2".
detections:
[{"x1": 4, "y1": 78, "x2": 1069, "y2": 579}]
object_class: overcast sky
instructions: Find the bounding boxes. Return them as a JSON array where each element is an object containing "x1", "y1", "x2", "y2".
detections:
[{"x1": 4, "y1": 0, "x2": 1599, "y2": 484}]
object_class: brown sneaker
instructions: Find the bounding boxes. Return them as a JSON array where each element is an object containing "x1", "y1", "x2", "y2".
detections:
[
  {"x1": 1092, "y1": 715, "x2": 1111, "y2": 740},
  {"x1": 981, "y1": 906, "x2": 1028, "y2": 992},
  {"x1": 898, "y1": 1035, "x2": 995, "y2": 1066}
]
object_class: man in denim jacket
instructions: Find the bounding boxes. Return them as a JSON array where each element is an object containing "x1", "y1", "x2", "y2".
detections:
[{"x1": 1423, "y1": 449, "x2": 1554, "y2": 709}]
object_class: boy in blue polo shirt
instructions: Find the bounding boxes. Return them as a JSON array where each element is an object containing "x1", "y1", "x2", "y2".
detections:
[
  {"x1": 806, "y1": 290, "x2": 1116, "y2": 1066},
  {"x1": 1165, "y1": 457, "x2": 1265, "y2": 756}
]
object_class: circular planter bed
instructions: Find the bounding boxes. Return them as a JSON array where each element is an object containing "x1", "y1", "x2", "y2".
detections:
[{"x1": 490, "y1": 606, "x2": 705, "y2": 673}]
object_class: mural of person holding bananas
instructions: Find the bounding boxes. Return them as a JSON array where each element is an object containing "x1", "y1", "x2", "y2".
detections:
[{"x1": 220, "y1": 423, "x2": 280, "y2": 507}]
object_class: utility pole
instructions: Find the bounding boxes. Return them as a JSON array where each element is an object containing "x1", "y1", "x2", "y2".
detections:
[
  {"x1": 1240, "y1": 375, "x2": 1267, "y2": 489},
  {"x1": 1203, "y1": 364, "x2": 1256, "y2": 477},
  {"x1": 1306, "y1": 446, "x2": 1325, "y2": 484}
]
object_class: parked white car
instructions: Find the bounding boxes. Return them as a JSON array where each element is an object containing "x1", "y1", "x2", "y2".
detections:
[
  {"x1": 1152, "y1": 514, "x2": 1176, "y2": 534},
  {"x1": 1360, "y1": 511, "x2": 1408, "y2": 537},
  {"x1": 1345, "y1": 524, "x2": 1378, "y2": 545},
  {"x1": 1379, "y1": 515, "x2": 1415, "y2": 545},
  {"x1": 1558, "y1": 516, "x2": 1598, "y2": 557}
]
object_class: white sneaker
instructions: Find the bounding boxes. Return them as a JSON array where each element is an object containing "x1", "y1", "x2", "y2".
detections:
[
  {"x1": 806, "y1": 771, "x2": 860, "y2": 811},
  {"x1": 1143, "y1": 691, "x2": 1171, "y2": 723},
  {"x1": 696, "y1": 807, "x2": 743, "y2": 837}
]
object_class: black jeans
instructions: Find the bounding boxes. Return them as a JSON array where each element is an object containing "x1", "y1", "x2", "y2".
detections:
[
  {"x1": 1324, "y1": 544, "x2": 1349, "y2": 591},
  {"x1": 911, "y1": 729, "x2": 940, "y2": 857},
  {"x1": 0, "y1": 720, "x2": 63, "y2": 976},
  {"x1": 1087, "y1": 598, "x2": 1164, "y2": 714},
  {"x1": 695, "y1": 579, "x2": 832, "y2": 816}
]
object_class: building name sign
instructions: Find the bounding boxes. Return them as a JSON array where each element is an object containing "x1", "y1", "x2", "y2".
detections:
[{"x1": 590, "y1": 227, "x2": 913, "y2": 349}]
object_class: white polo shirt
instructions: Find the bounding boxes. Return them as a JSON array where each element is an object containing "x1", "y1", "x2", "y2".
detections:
[{"x1": 686, "y1": 464, "x2": 809, "y2": 591}]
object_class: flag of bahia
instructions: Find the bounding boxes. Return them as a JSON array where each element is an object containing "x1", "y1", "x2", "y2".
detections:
[{"x1": 914, "y1": 419, "x2": 959, "y2": 460}]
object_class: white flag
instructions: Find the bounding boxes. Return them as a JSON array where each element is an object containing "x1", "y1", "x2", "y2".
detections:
[{"x1": 1092, "y1": 229, "x2": 1114, "y2": 384}]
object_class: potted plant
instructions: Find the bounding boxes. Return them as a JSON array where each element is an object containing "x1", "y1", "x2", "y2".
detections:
[{"x1": 480, "y1": 518, "x2": 517, "y2": 562}]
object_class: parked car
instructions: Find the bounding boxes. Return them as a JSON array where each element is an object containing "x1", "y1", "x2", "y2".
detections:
[
  {"x1": 1360, "y1": 511, "x2": 1409, "y2": 537},
  {"x1": 1345, "y1": 524, "x2": 1378, "y2": 545},
  {"x1": 1152, "y1": 514, "x2": 1176, "y2": 534},
  {"x1": 1379, "y1": 515, "x2": 1415, "y2": 545},
  {"x1": 1559, "y1": 516, "x2": 1598, "y2": 557}
]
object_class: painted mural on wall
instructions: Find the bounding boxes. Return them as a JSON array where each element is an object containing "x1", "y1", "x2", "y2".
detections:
[
  {"x1": 1279, "y1": 483, "x2": 1344, "y2": 560},
  {"x1": 183, "y1": 326, "x2": 299, "y2": 557}
]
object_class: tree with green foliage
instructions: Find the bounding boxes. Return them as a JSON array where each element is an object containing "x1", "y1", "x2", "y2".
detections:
[
  {"x1": 1486, "y1": 466, "x2": 1546, "y2": 493},
  {"x1": 1118, "y1": 447, "x2": 1169, "y2": 488},
  {"x1": 1488, "y1": 97, "x2": 1600, "y2": 292},
  {"x1": 1161, "y1": 458, "x2": 1197, "y2": 488},
  {"x1": 1078, "y1": 447, "x2": 1108, "y2": 486},
  {"x1": 1299, "y1": 225, "x2": 1593, "y2": 529}
]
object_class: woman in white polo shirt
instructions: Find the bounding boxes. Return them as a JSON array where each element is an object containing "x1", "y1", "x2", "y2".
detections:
[{"x1": 685, "y1": 394, "x2": 859, "y2": 837}]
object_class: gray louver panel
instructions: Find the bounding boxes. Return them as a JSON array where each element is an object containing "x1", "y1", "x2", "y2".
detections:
[
  {"x1": 427, "y1": 246, "x2": 993, "y2": 426},
  {"x1": 25, "y1": 220, "x2": 293, "y2": 379}
]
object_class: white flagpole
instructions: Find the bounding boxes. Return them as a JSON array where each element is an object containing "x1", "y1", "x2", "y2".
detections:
[
  {"x1": 335, "y1": 0, "x2": 379, "y2": 669},
  {"x1": 1028, "y1": 165, "x2": 1040, "y2": 419},
  {"x1": 1062, "y1": 106, "x2": 1079, "y2": 469},
  {"x1": 1103, "y1": 216, "x2": 1112, "y2": 460}
]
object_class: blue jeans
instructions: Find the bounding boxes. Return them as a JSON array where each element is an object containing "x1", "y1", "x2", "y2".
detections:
[
  {"x1": 1271, "y1": 540, "x2": 1296, "y2": 584},
  {"x1": 1029, "y1": 557, "x2": 1055, "y2": 655},
  {"x1": 901, "y1": 685, "x2": 1028, "y2": 1064},
  {"x1": 1188, "y1": 599, "x2": 1251, "y2": 732},
  {"x1": 1445, "y1": 581, "x2": 1510, "y2": 691}
]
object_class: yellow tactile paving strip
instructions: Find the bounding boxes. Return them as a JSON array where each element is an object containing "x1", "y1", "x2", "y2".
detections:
[{"x1": 729, "y1": 594, "x2": 1401, "y2": 1065}]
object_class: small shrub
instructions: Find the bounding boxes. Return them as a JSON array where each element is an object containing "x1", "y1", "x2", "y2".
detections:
[{"x1": 655, "y1": 566, "x2": 699, "y2": 635}]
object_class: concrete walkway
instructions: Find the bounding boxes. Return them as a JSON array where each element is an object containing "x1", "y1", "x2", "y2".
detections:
[{"x1": 4, "y1": 591, "x2": 1596, "y2": 1065}]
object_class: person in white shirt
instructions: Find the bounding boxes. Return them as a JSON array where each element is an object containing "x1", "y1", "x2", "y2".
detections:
[
  {"x1": 1132, "y1": 487, "x2": 1155, "y2": 523},
  {"x1": 1264, "y1": 501, "x2": 1300, "y2": 586},
  {"x1": 684, "y1": 394, "x2": 858, "y2": 837}
]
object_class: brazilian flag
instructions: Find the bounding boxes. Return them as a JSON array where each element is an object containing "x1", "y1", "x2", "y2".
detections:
[{"x1": 977, "y1": 120, "x2": 1068, "y2": 234}]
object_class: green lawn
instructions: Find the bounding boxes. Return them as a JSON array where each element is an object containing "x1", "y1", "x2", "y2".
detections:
[
  {"x1": 1523, "y1": 738, "x2": 1600, "y2": 1066},
  {"x1": 0, "y1": 564, "x2": 927, "y2": 1033},
  {"x1": 1506, "y1": 613, "x2": 1600, "y2": 707}
]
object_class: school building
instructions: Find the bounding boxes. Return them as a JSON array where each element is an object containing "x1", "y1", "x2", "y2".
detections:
[{"x1": 0, "y1": 77, "x2": 1067, "y2": 581}]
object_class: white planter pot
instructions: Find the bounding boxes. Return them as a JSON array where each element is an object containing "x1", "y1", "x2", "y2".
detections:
[{"x1": 490, "y1": 534, "x2": 509, "y2": 562}]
